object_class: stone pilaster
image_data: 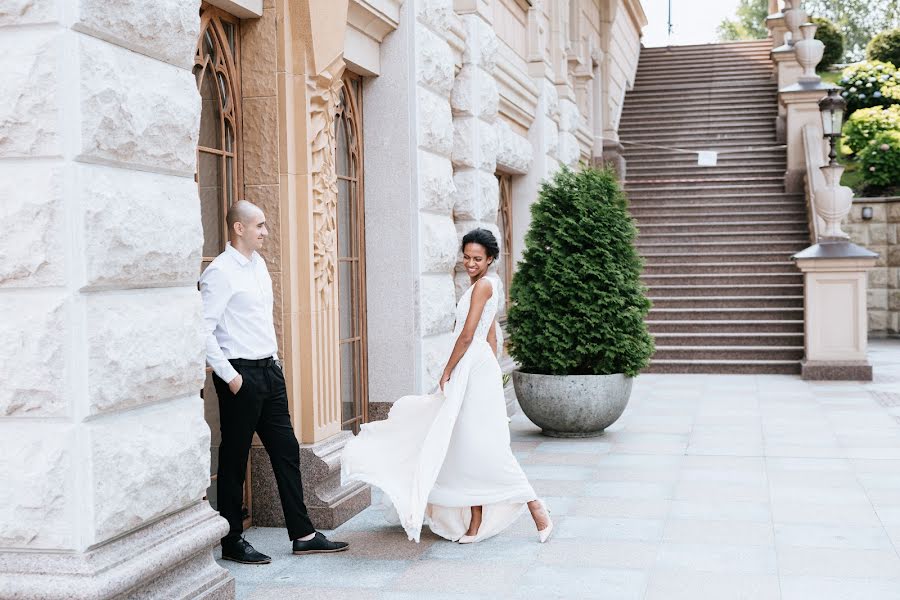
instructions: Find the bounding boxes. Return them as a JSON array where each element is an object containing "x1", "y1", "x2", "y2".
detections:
[
  {"x1": 0, "y1": 1, "x2": 232, "y2": 597},
  {"x1": 780, "y1": 82, "x2": 829, "y2": 193}
]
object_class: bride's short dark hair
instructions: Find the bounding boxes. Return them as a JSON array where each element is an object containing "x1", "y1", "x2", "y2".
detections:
[{"x1": 461, "y1": 228, "x2": 500, "y2": 262}]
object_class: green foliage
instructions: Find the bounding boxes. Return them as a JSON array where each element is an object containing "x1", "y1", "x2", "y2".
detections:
[
  {"x1": 868, "y1": 28, "x2": 900, "y2": 66},
  {"x1": 717, "y1": 0, "x2": 769, "y2": 41},
  {"x1": 839, "y1": 61, "x2": 900, "y2": 112},
  {"x1": 813, "y1": 17, "x2": 845, "y2": 69},
  {"x1": 858, "y1": 130, "x2": 900, "y2": 186},
  {"x1": 804, "y1": 0, "x2": 900, "y2": 61},
  {"x1": 842, "y1": 105, "x2": 900, "y2": 154},
  {"x1": 507, "y1": 166, "x2": 654, "y2": 378}
]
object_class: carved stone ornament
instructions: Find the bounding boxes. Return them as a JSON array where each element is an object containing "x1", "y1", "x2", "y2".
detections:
[{"x1": 308, "y1": 68, "x2": 344, "y2": 308}]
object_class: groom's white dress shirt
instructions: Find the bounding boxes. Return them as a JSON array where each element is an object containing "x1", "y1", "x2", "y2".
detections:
[{"x1": 199, "y1": 242, "x2": 279, "y2": 383}]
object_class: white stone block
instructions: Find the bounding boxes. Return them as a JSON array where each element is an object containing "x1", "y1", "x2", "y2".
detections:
[
  {"x1": 558, "y1": 131, "x2": 581, "y2": 167},
  {"x1": 451, "y1": 65, "x2": 499, "y2": 122},
  {"x1": 542, "y1": 79, "x2": 559, "y2": 118},
  {"x1": 0, "y1": 293, "x2": 66, "y2": 417},
  {"x1": 417, "y1": 88, "x2": 453, "y2": 157},
  {"x1": 0, "y1": 30, "x2": 60, "y2": 158},
  {"x1": 74, "y1": 0, "x2": 200, "y2": 70},
  {"x1": 452, "y1": 118, "x2": 497, "y2": 172},
  {"x1": 543, "y1": 116, "x2": 559, "y2": 159},
  {"x1": 495, "y1": 120, "x2": 533, "y2": 174},
  {"x1": 421, "y1": 331, "x2": 454, "y2": 390},
  {"x1": 0, "y1": 0, "x2": 57, "y2": 26},
  {"x1": 0, "y1": 164, "x2": 64, "y2": 288},
  {"x1": 420, "y1": 213, "x2": 458, "y2": 274},
  {"x1": 419, "y1": 273, "x2": 456, "y2": 337},
  {"x1": 558, "y1": 98, "x2": 583, "y2": 132},
  {"x1": 87, "y1": 288, "x2": 205, "y2": 415},
  {"x1": 461, "y1": 14, "x2": 499, "y2": 72},
  {"x1": 417, "y1": 151, "x2": 455, "y2": 213},
  {"x1": 452, "y1": 169, "x2": 499, "y2": 222},
  {"x1": 415, "y1": 0, "x2": 452, "y2": 37},
  {"x1": 89, "y1": 396, "x2": 210, "y2": 544},
  {"x1": 78, "y1": 35, "x2": 200, "y2": 176},
  {"x1": 79, "y1": 164, "x2": 202, "y2": 289},
  {"x1": 0, "y1": 424, "x2": 74, "y2": 549},
  {"x1": 416, "y1": 27, "x2": 454, "y2": 96}
]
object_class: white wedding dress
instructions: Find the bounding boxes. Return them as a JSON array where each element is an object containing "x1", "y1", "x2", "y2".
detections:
[{"x1": 341, "y1": 276, "x2": 537, "y2": 543}]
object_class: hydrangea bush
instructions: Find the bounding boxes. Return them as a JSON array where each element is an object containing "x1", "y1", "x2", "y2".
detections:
[
  {"x1": 507, "y1": 165, "x2": 654, "y2": 377},
  {"x1": 842, "y1": 105, "x2": 900, "y2": 154},
  {"x1": 858, "y1": 130, "x2": 900, "y2": 187},
  {"x1": 840, "y1": 61, "x2": 900, "y2": 112}
]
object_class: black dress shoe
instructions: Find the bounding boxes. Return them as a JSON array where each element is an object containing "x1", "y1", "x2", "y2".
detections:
[
  {"x1": 292, "y1": 532, "x2": 350, "y2": 555},
  {"x1": 221, "y1": 538, "x2": 271, "y2": 564}
]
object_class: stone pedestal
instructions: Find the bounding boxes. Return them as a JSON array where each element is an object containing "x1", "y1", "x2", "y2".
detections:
[
  {"x1": 793, "y1": 242, "x2": 880, "y2": 380},
  {"x1": 780, "y1": 81, "x2": 830, "y2": 193},
  {"x1": 251, "y1": 433, "x2": 371, "y2": 531},
  {"x1": 772, "y1": 46, "x2": 802, "y2": 142},
  {"x1": 600, "y1": 138, "x2": 627, "y2": 180},
  {"x1": 767, "y1": 12, "x2": 788, "y2": 48},
  {"x1": 0, "y1": 2, "x2": 232, "y2": 597}
]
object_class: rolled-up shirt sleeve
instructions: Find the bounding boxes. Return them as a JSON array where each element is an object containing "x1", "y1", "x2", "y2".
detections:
[{"x1": 199, "y1": 266, "x2": 239, "y2": 383}]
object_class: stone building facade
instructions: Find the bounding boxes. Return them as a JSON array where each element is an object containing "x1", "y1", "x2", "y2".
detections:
[{"x1": 0, "y1": 0, "x2": 644, "y2": 595}]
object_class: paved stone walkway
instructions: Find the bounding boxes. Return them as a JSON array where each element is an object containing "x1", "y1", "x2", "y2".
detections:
[{"x1": 225, "y1": 340, "x2": 900, "y2": 599}]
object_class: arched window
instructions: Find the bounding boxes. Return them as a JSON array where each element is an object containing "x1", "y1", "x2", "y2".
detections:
[
  {"x1": 496, "y1": 173, "x2": 514, "y2": 323},
  {"x1": 336, "y1": 73, "x2": 369, "y2": 434},
  {"x1": 194, "y1": 7, "x2": 242, "y2": 266}
]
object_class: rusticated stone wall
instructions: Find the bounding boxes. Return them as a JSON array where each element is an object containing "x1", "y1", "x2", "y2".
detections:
[
  {"x1": 846, "y1": 199, "x2": 900, "y2": 335},
  {"x1": 0, "y1": 1, "x2": 231, "y2": 597}
]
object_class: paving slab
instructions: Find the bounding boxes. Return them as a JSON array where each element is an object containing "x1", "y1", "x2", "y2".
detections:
[{"x1": 225, "y1": 340, "x2": 900, "y2": 598}]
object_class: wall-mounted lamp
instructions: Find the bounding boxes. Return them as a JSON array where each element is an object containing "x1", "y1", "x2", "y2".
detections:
[{"x1": 861, "y1": 206, "x2": 874, "y2": 220}]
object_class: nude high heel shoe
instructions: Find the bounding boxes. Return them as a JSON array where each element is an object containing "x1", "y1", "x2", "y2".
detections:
[
  {"x1": 535, "y1": 501, "x2": 553, "y2": 543},
  {"x1": 457, "y1": 534, "x2": 477, "y2": 544}
]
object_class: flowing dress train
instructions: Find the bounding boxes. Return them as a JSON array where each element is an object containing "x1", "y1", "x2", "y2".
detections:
[{"x1": 341, "y1": 276, "x2": 536, "y2": 543}]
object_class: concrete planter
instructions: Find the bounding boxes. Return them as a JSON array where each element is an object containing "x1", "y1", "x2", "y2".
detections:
[{"x1": 512, "y1": 371, "x2": 633, "y2": 438}]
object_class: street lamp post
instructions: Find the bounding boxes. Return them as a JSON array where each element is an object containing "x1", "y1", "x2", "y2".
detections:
[{"x1": 815, "y1": 88, "x2": 851, "y2": 240}]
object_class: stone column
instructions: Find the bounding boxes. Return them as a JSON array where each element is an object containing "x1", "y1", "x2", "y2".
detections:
[
  {"x1": 451, "y1": 8, "x2": 502, "y2": 296},
  {"x1": 794, "y1": 243, "x2": 879, "y2": 380},
  {"x1": 0, "y1": 2, "x2": 232, "y2": 598},
  {"x1": 766, "y1": 8, "x2": 788, "y2": 49}
]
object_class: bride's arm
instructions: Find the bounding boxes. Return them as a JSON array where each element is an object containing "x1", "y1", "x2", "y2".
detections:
[{"x1": 439, "y1": 278, "x2": 493, "y2": 391}]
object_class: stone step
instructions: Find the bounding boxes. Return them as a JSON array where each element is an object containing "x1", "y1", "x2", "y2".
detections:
[
  {"x1": 649, "y1": 307, "x2": 804, "y2": 320},
  {"x1": 634, "y1": 73, "x2": 774, "y2": 86},
  {"x1": 626, "y1": 193, "x2": 802, "y2": 205},
  {"x1": 649, "y1": 295, "x2": 804, "y2": 309},
  {"x1": 645, "y1": 283, "x2": 804, "y2": 297},
  {"x1": 649, "y1": 331, "x2": 804, "y2": 346},
  {"x1": 633, "y1": 211, "x2": 804, "y2": 224},
  {"x1": 648, "y1": 320, "x2": 804, "y2": 334},
  {"x1": 627, "y1": 163, "x2": 786, "y2": 176},
  {"x1": 641, "y1": 251, "x2": 800, "y2": 264},
  {"x1": 625, "y1": 155, "x2": 786, "y2": 168},
  {"x1": 643, "y1": 272, "x2": 803, "y2": 286},
  {"x1": 630, "y1": 204, "x2": 804, "y2": 217},
  {"x1": 628, "y1": 83, "x2": 778, "y2": 97},
  {"x1": 643, "y1": 261, "x2": 799, "y2": 274},
  {"x1": 621, "y1": 96, "x2": 779, "y2": 112},
  {"x1": 621, "y1": 140, "x2": 784, "y2": 154},
  {"x1": 621, "y1": 132, "x2": 777, "y2": 144},
  {"x1": 637, "y1": 241, "x2": 808, "y2": 254},
  {"x1": 619, "y1": 125, "x2": 776, "y2": 138},
  {"x1": 638, "y1": 232, "x2": 808, "y2": 244},
  {"x1": 644, "y1": 359, "x2": 801, "y2": 375},
  {"x1": 620, "y1": 114, "x2": 777, "y2": 127},
  {"x1": 635, "y1": 64, "x2": 773, "y2": 78},
  {"x1": 652, "y1": 345, "x2": 805, "y2": 361},
  {"x1": 638, "y1": 222, "x2": 807, "y2": 236},
  {"x1": 623, "y1": 172, "x2": 784, "y2": 187},
  {"x1": 627, "y1": 184, "x2": 786, "y2": 196}
]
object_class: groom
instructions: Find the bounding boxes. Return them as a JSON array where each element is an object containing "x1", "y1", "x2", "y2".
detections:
[{"x1": 200, "y1": 199, "x2": 349, "y2": 564}]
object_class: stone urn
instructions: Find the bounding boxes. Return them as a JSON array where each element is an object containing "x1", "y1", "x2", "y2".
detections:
[{"x1": 512, "y1": 371, "x2": 633, "y2": 438}]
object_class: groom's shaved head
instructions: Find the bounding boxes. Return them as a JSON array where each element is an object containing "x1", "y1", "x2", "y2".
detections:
[{"x1": 226, "y1": 200, "x2": 263, "y2": 234}]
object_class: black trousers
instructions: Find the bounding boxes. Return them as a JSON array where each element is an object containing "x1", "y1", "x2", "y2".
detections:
[{"x1": 212, "y1": 359, "x2": 316, "y2": 542}]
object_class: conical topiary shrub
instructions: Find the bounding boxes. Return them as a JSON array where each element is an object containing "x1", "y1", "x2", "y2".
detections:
[{"x1": 507, "y1": 165, "x2": 654, "y2": 378}]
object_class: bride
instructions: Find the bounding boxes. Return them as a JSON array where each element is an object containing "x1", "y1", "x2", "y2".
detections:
[{"x1": 341, "y1": 228, "x2": 553, "y2": 544}]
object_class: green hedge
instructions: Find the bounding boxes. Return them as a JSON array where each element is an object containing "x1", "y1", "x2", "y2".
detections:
[
  {"x1": 867, "y1": 28, "x2": 900, "y2": 68},
  {"x1": 507, "y1": 165, "x2": 654, "y2": 377},
  {"x1": 842, "y1": 105, "x2": 900, "y2": 154},
  {"x1": 859, "y1": 130, "x2": 900, "y2": 187},
  {"x1": 813, "y1": 17, "x2": 844, "y2": 69}
]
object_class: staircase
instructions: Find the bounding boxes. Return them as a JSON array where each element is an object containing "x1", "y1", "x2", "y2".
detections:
[{"x1": 619, "y1": 40, "x2": 808, "y2": 375}]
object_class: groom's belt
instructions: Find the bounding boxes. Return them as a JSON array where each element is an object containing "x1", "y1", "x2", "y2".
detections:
[{"x1": 229, "y1": 357, "x2": 276, "y2": 368}]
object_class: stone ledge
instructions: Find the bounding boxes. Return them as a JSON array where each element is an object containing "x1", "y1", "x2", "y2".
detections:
[
  {"x1": 801, "y1": 359, "x2": 873, "y2": 381},
  {"x1": 0, "y1": 502, "x2": 232, "y2": 600}
]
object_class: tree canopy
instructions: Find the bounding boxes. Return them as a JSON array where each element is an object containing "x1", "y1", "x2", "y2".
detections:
[{"x1": 717, "y1": 0, "x2": 769, "y2": 42}]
